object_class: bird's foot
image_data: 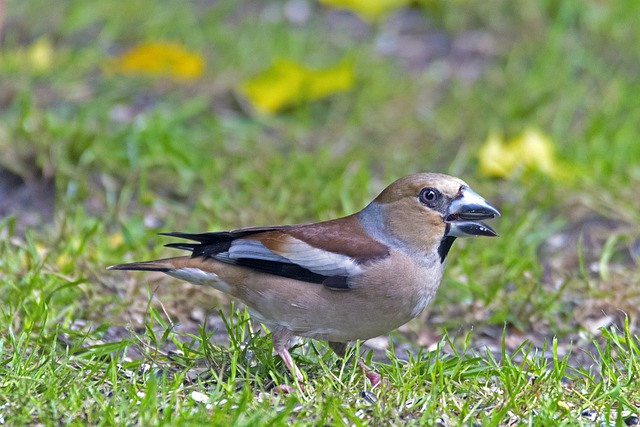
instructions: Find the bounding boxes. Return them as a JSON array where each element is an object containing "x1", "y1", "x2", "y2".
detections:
[
  {"x1": 272, "y1": 384, "x2": 304, "y2": 394},
  {"x1": 358, "y1": 359, "x2": 383, "y2": 388},
  {"x1": 277, "y1": 347, "x2": 305, "y2": 383},
  {"x1": 365, "y1": 371, "x2": 382, "y2": 388}
]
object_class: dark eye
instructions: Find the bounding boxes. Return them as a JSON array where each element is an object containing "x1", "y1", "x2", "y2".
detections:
[{"x1": 419, "y1": 187, "x2": 440, "y2": 206}]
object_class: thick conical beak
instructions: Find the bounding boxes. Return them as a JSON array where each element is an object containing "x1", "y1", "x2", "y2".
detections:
[{"x1": 446, "y1": 186, "x2": 500, "y2": 237}]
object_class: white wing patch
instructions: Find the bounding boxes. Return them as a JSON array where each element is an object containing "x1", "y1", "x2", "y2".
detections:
[
  {"x1": 225, "y1": 239, "x2": 290, "y2": 263},
  {"x1": 222, "y1": 237, "x2": 363, "y2": 277},
  {"x1": 167, "y1": 268, "x2": 232, "y2": 294}
]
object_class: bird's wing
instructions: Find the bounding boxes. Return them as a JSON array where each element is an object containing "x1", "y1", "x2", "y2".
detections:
[{"x1": 161, "y1": 216, "x2": 389, "y2": 290}]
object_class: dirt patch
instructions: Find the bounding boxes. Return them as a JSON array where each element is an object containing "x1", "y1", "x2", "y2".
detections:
[{"x1": 0, "y1": 165, "x2": 55, "y2": 231}]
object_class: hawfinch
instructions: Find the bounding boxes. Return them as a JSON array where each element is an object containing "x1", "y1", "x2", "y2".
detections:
[{"x1": 109, "y1": 173, "x2": 500, "y2": 385}]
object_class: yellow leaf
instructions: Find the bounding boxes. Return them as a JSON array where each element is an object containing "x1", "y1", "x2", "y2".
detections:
[
  {"x1": 0, "y1": 37, "x2": 55, "y2": 74},
  {"x1": 510, "y1": 128, "x2": 557, "y2": 175},
  {"x1": 240, "y1": 59, "x2": 355, "y2": 114},
  {"x1": 477, "y1": 131, "x2": 518, "y2": 178},
  {"x1": 56, "y1": 254, "x2": 72, "y2": 270},
  {"x1": 307, "y1": 60, "x2": 355, "y2": 100},
  {"x1": 320, "y1": 0, "x2": 410, "y2": 21},
  {"x1": 241, "y1": 60, "x2": 308, "y2": 114},
  {"x1": 27, "y1": 37, "x2": 54, "y2": 72},
  {"x1": 108, "y1": 232, "x2": 124, "y2": 248},
  {"x1": 106, "y1": 42, "x2": 205, "y2": 81},
  {"x1": 478, "y1": 128, "x2": 559, "y2": 179}
]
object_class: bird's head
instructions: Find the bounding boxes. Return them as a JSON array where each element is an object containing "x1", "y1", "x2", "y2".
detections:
[{"x1": 368, "y1": 173, "x2": 500, "y2": 260}]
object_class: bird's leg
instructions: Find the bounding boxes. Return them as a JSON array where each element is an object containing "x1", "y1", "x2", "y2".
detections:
[
  {"x1": 272, "y1": 328, "x2": 304, "y2": 384},
  {"x1": 328, "y1": 341, "x2": 382, "y2": 388},
  {"x1": 276, "y1": 347, "x2": 304, "y2": 383},
  {"x1": 328, "y1": 341, "x2": 348, "y2": 357}
]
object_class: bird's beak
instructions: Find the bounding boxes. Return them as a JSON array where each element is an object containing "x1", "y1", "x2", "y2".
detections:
[{"x1": 446, "y1": 186, "x2": 501, "y2": 237}]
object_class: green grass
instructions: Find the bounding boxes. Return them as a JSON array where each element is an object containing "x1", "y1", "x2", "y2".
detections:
[{"x1": 1, "y1": 0, "x2": 640, "y2": 425}]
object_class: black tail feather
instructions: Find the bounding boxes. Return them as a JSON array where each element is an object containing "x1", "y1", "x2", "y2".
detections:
[
  {"x1": 159, "y1": 226, "x2": 289, "y2": 257},
  {"x1": 160, "y1": 231, "x2": 239, "y2": 257},
  {"x1": 164, "y1": 242, "x2": 198, "y2": 251}
]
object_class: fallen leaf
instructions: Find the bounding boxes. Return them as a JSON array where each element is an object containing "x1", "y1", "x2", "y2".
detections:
[
  {"x1": 477, "y1": 131, "x2": 518, "y2": 178},
  {"x1": 27, "y1": 37, "x2": 54, "y2": 72},
  {"x1": 478, "y1": 128, "x2": 559, "y2": 178},
  {"x1": 319, "y1": 0, "x2": 410, "y2": 21},
  {"x1": 108, "y1": 232, "x2": 124, "y2": 248},
  {"x1": 0, "y1": 37, "x2": 55, "y2": 73},
  {"x1": 510, "y1": 128, "x2": 556, "y2": 175},
  {"x1": 106, "y1": 42, "x2": 205, "y2": 81},
  {"x1": 240, "y1": 59, "x2": 354, "y2": 114}
]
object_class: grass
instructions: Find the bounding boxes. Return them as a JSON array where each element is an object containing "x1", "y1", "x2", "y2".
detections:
[{"x1": 1, "y1": 0, "x2": 640, "y2": 425}]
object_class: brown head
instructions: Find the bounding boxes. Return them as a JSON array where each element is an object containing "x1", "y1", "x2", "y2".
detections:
[{"x1": 360, "y1": 173, "x2": 500, "y2": 261}]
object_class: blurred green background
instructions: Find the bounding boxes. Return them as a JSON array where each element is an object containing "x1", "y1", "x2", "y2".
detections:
[{"x1": 1, "y1": 0, "x2": 640, "y2": 423}]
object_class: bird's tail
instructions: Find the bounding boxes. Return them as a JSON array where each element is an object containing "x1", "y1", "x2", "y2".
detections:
[{"x1": 107, "y1": 257, "x2": 186, "y2": 272}]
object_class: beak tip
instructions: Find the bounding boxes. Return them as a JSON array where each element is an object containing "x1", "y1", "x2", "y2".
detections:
[
  {"x1": 486, "y1": 204, "x2": 501, "y2": 218},
  {"x1": 446, "y1": 187, "x2": 501, "y2": 238}
]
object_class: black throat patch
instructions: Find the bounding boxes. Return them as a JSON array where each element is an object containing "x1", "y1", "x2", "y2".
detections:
[{"x1": 438, "y1": 235, "x2": 456, "y2": 263}]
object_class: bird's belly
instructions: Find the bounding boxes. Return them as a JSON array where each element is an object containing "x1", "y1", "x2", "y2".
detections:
[
  {"x1": 221, "y1": 251, "x2": 444, "y2": 343},
  {"x1": 244, "y1": 279, "x2": 438, "y2": 343}
]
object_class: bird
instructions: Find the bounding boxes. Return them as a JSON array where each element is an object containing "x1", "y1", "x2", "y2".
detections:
[{"x1": 108, "y1": 173, "x2": 500, "y2": 387}]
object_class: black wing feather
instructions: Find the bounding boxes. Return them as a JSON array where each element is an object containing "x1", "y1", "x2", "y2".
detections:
[
  {"x1": 233, "y1": 258, "x2": 327, "y2": 284},
  {"x1": 161, "y1": 228, "x2": 284, "y2": 257},
  {"x1": 159, "y1": 229, "x2": 351, "y2": 289}
]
